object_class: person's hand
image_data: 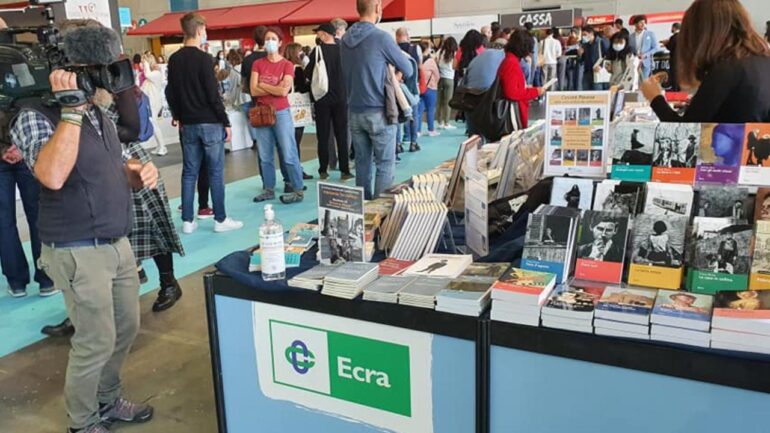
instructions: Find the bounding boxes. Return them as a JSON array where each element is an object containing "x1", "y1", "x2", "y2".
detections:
[
  {"x1": 593, "y1": 65, "x2": 600, "y2": 72},
  {"x1": 640, "y1": 76, "x2": 663, "y2": 101},
  {"x1": 49, "y1": 69, "x2": 85, "y2": 110},
  {"x1": 577, "y1": 47, "x2": 584, "y2": 56},
  {"x1": 2, "y1": 145, "x2": 23, "y2": 164},
  {"x1": 225, "y1": 127, "x2": 232, "y2": 143},
  {"x1": 537, "y1": 87, "x2": 546, "y2": 96},
  {"x1": 126, "y1": 159, "x2": 158, "y2": 189}
]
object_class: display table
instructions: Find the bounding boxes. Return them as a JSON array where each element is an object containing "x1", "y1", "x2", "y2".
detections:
[
  {"x1": 205, "y1": 271, "x2": 485, "y2": 433},
  {"x1": 489, "y1": 322, "x2": 770, "y2": 433}
]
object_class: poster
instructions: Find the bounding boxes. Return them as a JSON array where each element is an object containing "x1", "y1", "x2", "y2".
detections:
[
  {"x1": 544, "y1": 91, "x2": 611, "y2": 178},
  {"x1": 65, "y1": 0, "x2": 113, "y2": 29},
  {"x1": 317, "y1": 182, "x2": 365, "y2": 265}
]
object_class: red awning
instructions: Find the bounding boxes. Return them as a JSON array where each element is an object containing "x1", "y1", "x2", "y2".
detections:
[
  {"x1": 206, "y1": 1, "x2": 308, "y2": 30},
  {"x1": 280, "y1": 0, "x2": 396, "y2": 25},
  {"x1": 127, "y1": 12, "x2": 186, "y2": 36}
]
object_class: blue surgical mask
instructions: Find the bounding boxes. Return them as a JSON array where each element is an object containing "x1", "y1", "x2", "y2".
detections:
[
  {"x1": 265, "y1": 40, "x2": 279, "y2": 54},
  {"x1": 582, "y1": 36, "x2": 590, "y2": 44}
]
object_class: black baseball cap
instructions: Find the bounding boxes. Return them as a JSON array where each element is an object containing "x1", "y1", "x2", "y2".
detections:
[{"x1": 313, "y1": 22, "x2": 336, "y2": 35}]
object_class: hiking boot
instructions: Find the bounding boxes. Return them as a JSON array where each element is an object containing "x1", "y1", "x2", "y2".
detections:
[
  {"x1": 279, "y1": 192, "x2": 304, "y2": 204},
  {"x1": 100, "y1": 398, "x2": 153, "y2": 425},
  {"x1": 253, "y1": 190, "x2": 275, "y2": 202}
]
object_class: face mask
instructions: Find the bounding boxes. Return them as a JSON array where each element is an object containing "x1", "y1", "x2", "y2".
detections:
[
  {"x1": 218, "y1": 54, "x2": 224, "y2": 59},
  {"x1": 582, "y1": 36, "x2": 590, "y2": 43},
  {"x1": 613, "y1": 43, "x2": 625, "y2": 51},
  {"x1": 265, "y1": 40, "x2": 279, "y2": 54},
  {"x1": 200, "y1": 31, "x2": 208, "y2": 47}
]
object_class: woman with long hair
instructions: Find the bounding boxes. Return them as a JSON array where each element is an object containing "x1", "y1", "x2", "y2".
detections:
[
  {"x1": 140, "y1": 53, "x2": 167, "y2": 155},
  {"x1": 417, "y1": 41, "x2": 440, "y2": 137},
  {"x1": 284, "y1": 42, "x2": 313, "y2": 181},
  {"x1": 250, "y1": 28, "x2": 305, "y2": 204},
  {"x1": 606, "y1": 31, "x2": 634, "y2": 87},
  {"x1": 454, "y1": 29, "x2": 485, "y2": 74},
  {"x1": 436, "y1": 36, "x2": 458, "y2": 129},
  {"x1": 641, "y1": 0, "x2": 770, "y2": 122}
]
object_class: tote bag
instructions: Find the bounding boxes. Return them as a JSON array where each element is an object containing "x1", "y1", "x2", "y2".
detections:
[
  {"x1": 593, "y1": 42, "x2": 611, "y2": 84},
  {"x1": 311, "y1": 47, "x2": 329, "y2": 101}
]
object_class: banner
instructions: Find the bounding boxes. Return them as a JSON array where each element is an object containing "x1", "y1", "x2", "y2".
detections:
[
  {"x1": 500, "y1": 9, "x2": 578, "y2": 29},
  {"x1": 431, "y1": 14, "x2": 499, "y2": 36},
  {"x1": 64, "y1": 0, "x2": 113, "y2": 28}
]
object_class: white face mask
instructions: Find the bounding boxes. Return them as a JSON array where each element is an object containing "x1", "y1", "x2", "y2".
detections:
[
  {"x1": 265, "y1": 40, "x2": 279, "y2": 54},
  {"x1": 613, "y1": 43, "x2": 625, "y2": 52},
  {"x1": 582, "y1": 36, "x2": 590, "y2": 44}
]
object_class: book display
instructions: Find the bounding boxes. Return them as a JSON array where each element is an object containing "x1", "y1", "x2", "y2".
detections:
[
  {"x1": 490, "y1": 267, "x2": 557, "y2": 326},
  {"x1": 696, "y1": 123, "x2": 744, "y2": 185},
  {"x1": 611, "y1": 122, "x2": 655, "y2": 181},
  {"x1": 688, "y1": 219, "x2": 753, "y2": 294},
  {"x1": 650, "y1": 122, "x2": 699, "y2": 184},
  {"x1": 750, "y1": 221, "x2": 770, "y2": 290},
  {"x1": 739, "y1": 124, "x2": 770, "y2": 186},
  {"x1": 520, "y1": 205, "x2": 580, "y2": 283},
  {"x1": 711, "y1": 291, "x2": 770, "y2": 354},
  {"x1": 594, "y1": 286, "x2": 657, "y2": 340},
  {"x1": 541, "y1": 281, "x2": 606, "y2": 333},
  {"x1": 628, "y1": 213, "x2": 688, "y2": 290},
  {"x1": 650, "y1": 290, "x2": 713, "y2": 348},
  {"x1": 574, "y1": 210, "x2": 630, "y2": 284}
]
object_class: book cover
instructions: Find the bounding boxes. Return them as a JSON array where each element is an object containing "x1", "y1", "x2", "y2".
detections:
[
  {"x1": 592, "y1": 180, "x2": 644, "y2": 215},
  {"x1": 404, "y1": 254, "x2": 472, "y2": 279},
  {"x1": 755, "y1": 188, "x2": 770, "y2": 222},
  {"x1": 378, "y1": 258, "x2": 416, "y2": 276},
  {"x1": 739, "y1": 124, "x2": 770, "y2": 186},
  {"x1": 713, "y1": 290, "x2": 770, "y2": 319},
  {"x1": 694, "y1": 186, "x2": 750, "y2": 219},
  {"x1": 651, "y1": 123, "x2": 699, "y2": 185},
  {"x1": 458, "y1": 263, "x2": 510, "y2": 283},
  {"x1": 317, "y1": 182, "x2": 366, "y2": 265},
  {"x1": 543, "y1": 284, "x2": 605, "y2": 313},
  {"x1": 695, "y1": 123, "x2": 744, "y2": 185},
  {"x1": 325, "y1": 262, "x2": 378, "y2": 283},
  {"x1": 652, "y1": 289, "x2": 713, "y2": 323},
  {"x1": 550, "y1": 177, "x2": 595, "y2": 210},
  {"x1": 441, "y1": 281, "x2": 493, "y2": 302},
  {"x1": 521, "y1": 213, "x2": 575, "y2": 282},
  {"x1": 364, "y1": 276, "x2": 416, "y2": 295},
  {"x1": 750, "y1": 220, "x2": 770, "y2": 290},
  {"x1": 400, "y1": 277, "x2": 451, "y2": 297},
  {"x1": 611, "y1": 122, "x2": 655, "y2": 181},
  {"x1": 574, "y1": 210, "x2": 630, "y2": 283},
  {"x1": 491, "y1": 267, "x2": 556, "y2": 296},
  {"x1": 689, "y1": 220, "x2": 752, "y2": 294},
  {"x1": 644, "y1": 183, "x2": 694, "y2": 217},
  {"x1": 596, "y1": 286, "x2": 657, "y2": 316},
  {"x1": 629, "y1": 214, "x2": 688, "y2": 289}
]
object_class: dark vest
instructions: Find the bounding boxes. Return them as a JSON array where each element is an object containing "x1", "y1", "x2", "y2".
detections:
[{"x1": 22, "y1": 101, "x2": 132, "y2": 243}]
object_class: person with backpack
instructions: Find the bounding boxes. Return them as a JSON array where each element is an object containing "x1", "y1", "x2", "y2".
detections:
[{"x1": 416, "y1": 41, "x2": 440, "y2": 137}]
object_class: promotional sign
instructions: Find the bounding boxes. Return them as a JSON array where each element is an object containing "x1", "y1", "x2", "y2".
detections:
[
  {"x1": 500, "y1": 9, "x2": 578, "y2": 30},
  {"x1": 544, "y1": 91, "x2": 612, "y2": 178},
  {"x1": 64, "y1": 0, "x2": 113, "y2": 28},
  {"x1": 377, "y1": 20, "x2": 432, "y2": 38},
  {"x1": 118, "y1": 7, "x2": 131, "y2": 28},
  {"x1": 584, "y1": 15, "x2": 615, "y2": 26},
  {"x1": 431, "y1": 14, "x2": 498, "y2": 36},
  {"x1": 253, "y1": 303, "x2": 434, "y2": 433}
]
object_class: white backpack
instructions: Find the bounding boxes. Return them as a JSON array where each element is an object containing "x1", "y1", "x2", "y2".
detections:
[{"x1": 311, "y1": 47, "x2": 329, "y2": 100}]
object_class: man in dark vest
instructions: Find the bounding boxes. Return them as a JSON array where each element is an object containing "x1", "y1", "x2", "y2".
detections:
[{"x1": 10, "y1": 21, "x2": 157, "y2": 433}]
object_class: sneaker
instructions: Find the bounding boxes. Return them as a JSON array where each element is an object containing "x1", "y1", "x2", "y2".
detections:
[
  {"x1": 39, "y1": 286, "x2": 61, "y2": 297},
  {"x1": 428, "y1": 130, "x2": 440, "y2": 137},
  {"x1": 253, "y1": 190, "x2": 275, "y2": 202},
  {"x1": 302, "y1": 172, "x2": 314, "y2": 180},
  {"x1": 279, "y1": 192, "x2": 304, "y2": 204},
  {"x1": 417, "y1": 131, "x2": 424, "y2": 138},
  {"x1": 197, "y1": 208, "x2": 215, "y2": 219},
  {"x1": 319, "y1": 172, "x2": 329, "y2": 180},
  {"x1": 69, "y1": 423, "x2": 112, "y2": 433},
  {"x1": 444, "y1": 123, "x2": 457, "y2": 130},
  {"x1": 100, "y1": 398, "x2": 153, "y2": 425},
  {"x1": 8, "y1": 287, "x2": 26, "y2": 298},
  {"x1": 182, "y1": 221, "x2": 198, "y2": 234},
  {"x1": 340, "y1": 173, "x2": 355, "y2": 181},
  {"x1": 214, "y1": 218, "x2": 244, "y2": 233},
  {"x1": 409, "y1": 142, "x2": 421, "y2": 152},
  {"x1": 153, "y1": 147, "x2": 168, "y2": 156}
]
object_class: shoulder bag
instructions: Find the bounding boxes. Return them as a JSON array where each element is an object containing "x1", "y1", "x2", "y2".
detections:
[
  {"x1": 470, "y1": 70, "x2": 522, "y2": 142},
  {"x1": 448, "y1": 75, "x2": 486, "y2": 112}
]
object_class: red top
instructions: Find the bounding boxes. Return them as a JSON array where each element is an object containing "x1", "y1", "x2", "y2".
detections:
[
  {"x1": 498, "y1": 52, "x2": 539, "y2": 128},
  {"x1": 252, "y1": 57, "x2": 294, "y2": 111},
  {"x1": 454, "y1": 46, "x2": 485, "y2": 63}
]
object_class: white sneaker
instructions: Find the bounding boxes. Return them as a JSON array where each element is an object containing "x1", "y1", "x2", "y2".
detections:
[
  {"x1": 428, "y1": 131, "x2": 440, "y2": 137},
  {"x1": 436, "y1": 123, "x2": 446, "y2": 130},
  {"x1": 154, "y1": 147, "x2": 168, "y2": 156},
  {"x1": 214, "y1": 217, "x2": 244, "y2": 233},
  {"x1": 444, "y1": 123, "x2": 457, "y2": 130},
  {"x1": 182, "y1": 220, "x2": 198, "y2": 234}
]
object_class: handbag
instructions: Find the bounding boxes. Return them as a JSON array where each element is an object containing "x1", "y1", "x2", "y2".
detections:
[
  {"x1": 448, "y1": 77, "x2": 486, "y2": 111},
  {"x1": 311, "y1": 47, "x2": 329, "y2": 101},
  {"x1": 248, "y1": 104, "x2": 276, "y2": 128},
  {"x1": 593, "y1": 42, "x2": 611, "y2": 84},
  {"x1": 470, "y1": 74, "x2": 522, "y2": 142},
  {"x1": 288, "y1": 81, "x2": 314, "y2": 128}
]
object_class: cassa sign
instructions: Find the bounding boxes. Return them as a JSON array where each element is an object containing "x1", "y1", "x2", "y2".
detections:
[{"x1": 501, "y1": 9, "x2": 578, "y2": 29}]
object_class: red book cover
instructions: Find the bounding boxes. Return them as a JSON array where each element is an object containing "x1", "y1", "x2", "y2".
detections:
[
  {"x1": 378, "y1": 258, "x2": 415, "y2": 276},
  {"x1": 574, "y1": 211, "x2": 630, "y2": 284}
]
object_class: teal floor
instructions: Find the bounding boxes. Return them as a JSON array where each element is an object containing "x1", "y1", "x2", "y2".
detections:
[{"x1": 0, "y1": 127, "x2": 465, "y2": 358}]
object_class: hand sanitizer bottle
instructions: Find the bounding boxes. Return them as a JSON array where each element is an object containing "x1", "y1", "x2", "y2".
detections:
[{"x1": 260, "y1": 204, "x2": 285, "y2": 281}]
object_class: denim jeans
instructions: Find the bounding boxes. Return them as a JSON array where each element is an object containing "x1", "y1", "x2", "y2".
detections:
[
  {"x1": 417, "y1": 88, "x2": 437, "y2": 133},
  {"x1": 402, "y1": 104, "x2": 419, "y2": 144},
  {"x1": 181, "y1": 123, "x2": 227, "y2": 223},
  {"x1": 0, "y1": 160, "x2": 52, "y2": 290},
  {"x1": 520, "y1": 58, "x2": 532, "y2": 84},
  {"x1": 253, "y1": 108, "x2": 304, "y2": 192},
  {"x1": 350, "y1": 111, "x2": 397, "y2": 200}
]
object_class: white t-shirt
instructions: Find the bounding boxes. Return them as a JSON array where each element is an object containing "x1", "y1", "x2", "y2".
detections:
[
  {"x1": 543, "y1": 36, "x2": 563, "y2": 65},
  {"x1": 435, "y1": 50, "x2": 456, "y2": 80}
]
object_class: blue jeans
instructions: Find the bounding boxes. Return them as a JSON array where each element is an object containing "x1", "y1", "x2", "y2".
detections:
[
  {"x1": 253, "y1": 109, "x2": 304, "y2": 192},
  {"x1": 350, "y1": 111, "x2": 397, "y2": 200},
  {"x1": 417, "y1": 88, "x2": 437, "y2": 133},
  {"x1": 402, "y1": 105, "x2": 419, "y2": 143},
  {"x1": 0, "y1": 160, "x2": 52, "y2": 290},
  {"x1": 181, "y1": 123, "x2": 227, "y2": 223},
  {"x1": 240, "y1": 102, "x2": 258, "y2": 142},
  {"x1": 520, "y1": 59, "x2": 532, "y2": 84}
]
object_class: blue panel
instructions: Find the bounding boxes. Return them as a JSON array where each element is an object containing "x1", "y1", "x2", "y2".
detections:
[
  {"x1": 169, "y1": 0, "x2": 198, "y2": 13},
  {"x1": 214, "y1": 295, "x2": 476, "y2": 433},
  {"x1": 490, "y1": 346, "x2": 770, "y2": 433}
]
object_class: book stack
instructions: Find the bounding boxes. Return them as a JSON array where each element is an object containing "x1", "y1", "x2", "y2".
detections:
[
  {"x1": 380, "y1": 188, "x2": 449, "y2": 261},
  {"x1": 287, "y1": 264, "x2": 341, "y2": 291},
  {"x1": 490, "y1": 267, "x2": 557, "y2": 326},
  {"x1": 594, "y1": 286, "x2": 657, "y2": 340},
  {"x1": 378, "y1": 258, "x2": 416, "y2": 276},
  {"x1": 364, "y1": 197, "x2": 395, "y2": 250},
  {"x1": 710, "y1": 290, "x2": 770, "y2": 354},
  {"x1": 403, "y1": 254, "x2": 473, "y2": 279},
  {"x1": 541, "y1": 280, "x2": 607, "y2": 334},
  {"x1": 321, "y1": 263, "x2": 379, "y2": 300},
  {"x1": 398, "y1": 278, "x2": 451, "y2": 309},
  {"x1": 436, "y1": 263, "x2": 509, "y2": 317},
  {"x1": 411, "y1": 173, "x2": 449, "y2": 206},
  {"x1": 362, "y1": 276, "x2": 417, "y2": 304},
  {"x1": 521, "y1": 205, "x2": 581, "y2": 284},
  {"x1": 650, "y1": 290, "x2": 713, "y2": 348}
]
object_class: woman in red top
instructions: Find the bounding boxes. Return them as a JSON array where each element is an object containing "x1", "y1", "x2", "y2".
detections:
[
  {"x1": 250, "y1": 27, "x2": 305, "y2": 204},
  {"x1": 498, "y1": 30, "x2": 545, "y2": 128}
]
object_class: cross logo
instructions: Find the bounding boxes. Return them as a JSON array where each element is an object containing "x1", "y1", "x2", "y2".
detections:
[{"x1": 284, "y1": 340, "x2": 316, "y2": 374}]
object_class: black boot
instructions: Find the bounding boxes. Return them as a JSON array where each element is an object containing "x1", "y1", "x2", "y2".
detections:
[
  {"x1": 138, "y1": 267, "x2": 148, "y2": 284},
  {"x1": 409, "y1": 142, "x2": 421, "y2": 152},
  {"x1": 153, "y1": 273, "x2": 182, "y2": 312},
  {"x1": 397, "y1": 143, "x2": 404, "y2": 154},
  {"x1": 41, "y1": 317, "x2": 75, "y2": 337}
]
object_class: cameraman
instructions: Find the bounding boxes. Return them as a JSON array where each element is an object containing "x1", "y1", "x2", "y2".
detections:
[{"x1": 10, "y1": 21, "x2": 156, "y2": 433}]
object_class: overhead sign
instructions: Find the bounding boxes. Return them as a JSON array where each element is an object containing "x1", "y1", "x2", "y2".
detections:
[
  {"x1": 500, "y1": 9, "x2": 578, "y2": 29},
  {"x1": 431, "y1": 14, "x2": 499, "y2": 36},
  {"x1": 253, "y1": 303, "x2": 434, "y2": 433},
  {"x1": 119, "y1": 7, "x2": 132, "y2": 28},
  {"x1": 585, "y1": 15, "x2": 615, "y2": 26},
  {"x1": 64, "y1": 0, "x2": 113, "y2": 28},
  {"x1": 377, "y1": 19, "x2": 432, "y2": 39}
]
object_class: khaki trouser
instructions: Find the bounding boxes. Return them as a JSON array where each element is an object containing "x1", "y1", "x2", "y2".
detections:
[
  {"x1": 436, "y1": 77, "x2": 455, "y2": 125},
  {"x1": 39, "y1": 237, "x2": 140, "y2": 430}
]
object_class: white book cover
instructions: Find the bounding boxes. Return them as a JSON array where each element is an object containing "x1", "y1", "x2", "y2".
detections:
[
  {"x1": 490, "y1": 309, "x2": 540, "y2": 327},
  {"x1": 594, "y1": 318, "x2": 650, "y2": 334},
  {"x1": 644, "y1": 182, "x2": 694, "y2": 217},
  {"x1": 595, "y1": 326, "x2": 650, "y2": 340},
  {"x1": 404, "y1": 254, "x2": 473, "y2": 279}
]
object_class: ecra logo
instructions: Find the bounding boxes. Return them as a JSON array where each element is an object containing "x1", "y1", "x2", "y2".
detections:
[{"x1": 285, "y1": 340, "x2": 316, "y2": 374}]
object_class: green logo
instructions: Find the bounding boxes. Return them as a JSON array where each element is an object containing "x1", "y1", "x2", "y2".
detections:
[{"x1": 284, "y1": 340, "x2": 316, "y2": 374}]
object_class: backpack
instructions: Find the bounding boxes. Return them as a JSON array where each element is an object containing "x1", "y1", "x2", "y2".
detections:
[{"x1": 137, "y1": 92, "x2": 154, "y2": 143}]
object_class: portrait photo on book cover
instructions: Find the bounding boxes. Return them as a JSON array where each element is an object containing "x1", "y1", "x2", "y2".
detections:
[
  {"x1": 631, "y1": 214, "x2": 687, "y2": 268},
  {"x1": 548, "y1": 286, "x2": 604, "y2": 311},
  {"x1": 551, "y1": 178, "x2": 594, "y2": 209},
  {"x1": 744, "y1": 125, "x2": 770, "y2": 167},
  {"x1": 523, "y1": 214, "x2": 570, "y2": 263},
  {"x1": 716, "y1": 290, "x2": 770, "y2": 311},
  {"x1": 319, "y1": 209, "x2": 364, "y2": 264},
  {"x1": 612, "y1": 123, "x2": 654, "y2": 165},
  {"x1": 693, "y1": 224, "x2": 753, "y2": 275},
  {"x1": 755, "y1": 188, "x2": 770, "y2": 221},
  {"x1": 699, "y1": 123, "x2": 744, "y2": 168},
  {"x1": 656, "y1": 291, "x2": 711, "y2": 315},
  {"x1": 576, "y1": 211, "x2": 629, "y2": 263},
  {"x1": 652, "y1": 123, "x2": 700, "y2": 168}
]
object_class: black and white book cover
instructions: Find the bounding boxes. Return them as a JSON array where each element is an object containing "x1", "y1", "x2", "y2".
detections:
[
  {"x1": 644, "y1": 183, "x2": 694, "y2": 216},
  {"x1": 630, "y1": 214, "x2": 688, "y2": 269},
  {"x1": 592, "y1": 180, "x2": 644, "y2": 215},
  {"x1": 318, "y1": 182, "x2": 366, "y2": 265},
  {"x1": 550, "y1": 177, "x2": 595, "y2": 210},
  {"x1": 652, "y1": 123, "x2": 700, "y2": 169},
  {"x1": 694, "y1": 186, "x2": 750, "y2": 220}
]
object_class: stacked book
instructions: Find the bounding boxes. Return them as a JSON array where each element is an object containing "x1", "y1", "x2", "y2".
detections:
[
  {"x1": 403, "y1": 254, "x2": 473, "y2": 279},
  {"x1": 710, "y1": 290, "x2": 770, "y2": 354},
  {"x1": 411, "y1": 173, "x2": 449, "y2": 206},
  {"x1": 287, "y1": 264, "x2": 341, "y2": 291},
  {"x1": 436, "y1": 263, "x2": 509, "y2": 316},
  {"x1": 380, "y1": 188, "x2": 449, "y2": 261},
  {"x1": 594, "y1": 286, "x2": 657, "y2": 340},
  {"x1": 362, "y1": 276, "x2": 417, "y2": 304},
  {"x1": 398, "y1": 278, "x2": 451, "y2": 309},
  {"x1": 490, "y1": 267, "x2": 557, "y2": 326},
  {"x1": 650, "y1": 290, "x2": 713, "y2": 348},
  {"x1": 321, "y1": 263, "x2": 379, "y2": 300},
  {"x1": 520, "y1": 205, "x2": 580, "y2": 284},
  {"x1": 378, "y1": 258, "x2": 416, "y2": 276},
  {"x1": 541, "y1": 280, "x2": 607, "y2": 334}
]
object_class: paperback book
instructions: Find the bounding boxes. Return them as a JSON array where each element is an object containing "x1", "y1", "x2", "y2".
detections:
[
  {"x1": 651, "y1": 123, "x2": 699, "y2": 184},
  {"x1": 650, "y1": 290, "x2": 713, "y2": 332},
  {"x1": 542, "y1": 282, "x2": 606, "y2": 320},
  {"x1": 550, "y1": 177, "x2": 595, "y2": 210},
  {"x1": 689, "y1": 219, "x2": 752, "y2": 294},
  {"x1": 739, "y1": 124, "x2": 770, "y2": 186},
  {"x1": 756, "y1": 188, "x2": 770, "y2": 222},
  {"x1": 521, "y1": 205, "x2": 580, "y2": 283},
  {"x1": 403, "y1": 254, "x2": 473, "y2": 279},
  {"x1": 574, "y1": 210, "x2": 631, "y2": 283},
  {"x1": 610, "y1": 122, "x2": 655, "y2": 181},
  {"x1": 750, "y1": 220, "x2": 770, "y2": 290},
  {"x1": 592, "y1": 180, "x2": 644, "y2": 215},
  {"x1": 643, "y1": 182, "x2": 694, "y2": 217},
  {"x1": 288, "y1": 264, "x2": 342, "y2": 291},
  {"x1": 436, "y1": 281, "x2": 494, "y2": 316},
  {"x1": 695, "y1": 123, "x2": 744, "y2": 185},
  {"x1": 399, "y1": 277, "x2": 451, "y2": 309},
  {"x1": 712, "y1": 290, "x2": 770, "y2": 337},
  {"x1": 362, "y1": 276, "x2": 417, "y2": 303},
  {"x1": 491, "y1": 267, "x2": 557, "y2": 306},
  {"x1": 595, "y1": 286, "x2": 657, "y2": 325},
  {"x1": 694, "y1": 186, "x2": 750, "y2": 219},
  {"x1": 628, "y1": 213, "x2": 688, "y2": 290},
  {"x1": 378, "y1": 258, "x2": 416, "y2": 276},
  {"x1": 317, "y1": 182, "x2": 366, "y2": 265},
  {"x1": 321, "y1": 262, "x2": 379, "y2": 299}
]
